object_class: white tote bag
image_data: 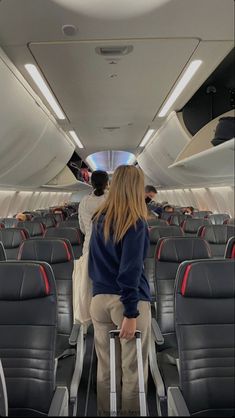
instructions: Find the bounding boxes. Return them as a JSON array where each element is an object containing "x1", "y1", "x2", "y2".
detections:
[{"x1": 72, "y1": 252, "x2": 93, "y2": 324}]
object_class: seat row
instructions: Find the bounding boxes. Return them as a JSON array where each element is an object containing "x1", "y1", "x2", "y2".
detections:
[
  {"x1": 0, "y1": 225, "x2": 83, "y2": 260},
  {"x1": 144, "y1": 235, "x2": 235, "y2": 416},
  {"x1": 0, "y1": 237, "x2": 86, "y2": 416}
]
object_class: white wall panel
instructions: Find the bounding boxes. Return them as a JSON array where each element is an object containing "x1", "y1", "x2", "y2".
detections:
[
  {"x1": 157, "y1": 186, "x2": 234, "y2": 216},
  {"x1": 0, "y1": 190, "x2": 72, "y2": 218}
]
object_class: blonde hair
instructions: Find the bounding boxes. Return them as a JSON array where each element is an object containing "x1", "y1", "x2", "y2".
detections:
[{"x1": 93, "y1": 165, "x2": 147, "y2": 243}]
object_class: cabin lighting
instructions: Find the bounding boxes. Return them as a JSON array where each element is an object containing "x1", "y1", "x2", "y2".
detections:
[
  {"x1": 139, "y1": 128, "x2": 156, "y2": 148},
  {"x1": 158, "y1": 60, "x2": 203, "y2": 117},
  {"x1": 25, "y1": 64, "x2": 66, "y2": 120},
  {"x1": 69, "y1": 130, "x2": 84, "y2": 149}
]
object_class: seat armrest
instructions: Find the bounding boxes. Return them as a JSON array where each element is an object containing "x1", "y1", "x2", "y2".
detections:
[
  {"x1": 0, "y1": 360, "x2": 8, "y2": 417},
  {"x1": 69, "y1": 324, "x2": 81, "y2": 346},
  {"x1": 167, "y1": 387, "x2": 190, "y2": 416},
  {"x1": 151, "y1": 318, "x2": 164, "y2": 345},
  {"x1": 48, "y1": 386, "x2": 69, "y2": 416}
]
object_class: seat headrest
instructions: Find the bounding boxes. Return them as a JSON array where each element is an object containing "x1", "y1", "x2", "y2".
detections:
[
  {"x1": 149, "y1": 226, "x2": 183, "y2": 244},
  {"x1": 45, "y1": 227, "x2": 81, "y2": 245},
  {"x1": 20, "y1": 221, "x2": 45, "y2": 236},
  {"x1": 156, "y1": 237, "x2": 211, "y2": 262},
  {"x1": 208, "y1": 213, "x2": 230, "y2": 225},
  {"x1": 18, "y1": 238, "x2": 74, "y2": 264},
  {"x1": 147, "y1": 219, "x2": 168, "y2": 227},
  {"x1": 0, "y1": 261, "x2": 54, "y2": 300},
  {"x1": 0, "y1": 228, "x2": 28, "y2": 249},
  {"x1": 177, "y1": 259, "x2": 235, "y2": 298},
  {"x1": 199, "y1": 225, "x2": 235, "y2": 244},
  {"x1": 182, "y1": 218, "x2": 208, "y2": 233}
]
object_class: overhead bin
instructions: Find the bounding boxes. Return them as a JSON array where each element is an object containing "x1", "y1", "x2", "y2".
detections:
[
  {"x1": 0, "y1": 48, "x2": 75, "y2": 188},
  {"x1": 137, "y1": 111, "x2": 191, "y2": 187},
  {"x1": 44, "y1": 166, "x2": 92, "y2": 191}
]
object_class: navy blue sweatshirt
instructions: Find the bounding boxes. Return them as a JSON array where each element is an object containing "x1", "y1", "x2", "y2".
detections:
[{"x1": 88, "y1": 216, "x2": 151, "y2": 318}]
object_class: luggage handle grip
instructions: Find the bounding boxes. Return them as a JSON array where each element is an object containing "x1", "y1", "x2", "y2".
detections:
[{"x1": 109, "y1": 329, "x2": 141, "y2": 338}]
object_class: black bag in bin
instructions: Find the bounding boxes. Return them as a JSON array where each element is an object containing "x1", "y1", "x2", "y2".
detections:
[{"x1": 211, "y1": 116, "x2": 235, "y2": 146}]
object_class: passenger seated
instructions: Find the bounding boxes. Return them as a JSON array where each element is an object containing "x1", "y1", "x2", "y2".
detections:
[
  {"x1": 182, "y1": 206, "x2": 194, "y2": 215},
  {"x1": 15, "y1": 212, "x2": 27, "y2": 222}
]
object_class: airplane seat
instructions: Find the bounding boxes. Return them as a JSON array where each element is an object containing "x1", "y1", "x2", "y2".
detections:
[
  {"x1": 150, "y1": 237, "x2": 211, "y2": 415},
  {"x1": 0, "y1": 228, "x2": 29, "y2": 260},
  {"x1": 44, "y1": 227, "x2": 83, "y2": 259},
  {"x1": 225, "y1": 217, "x2": 235, "y2": 225},
  {"x1": 208, "y1": 213, "x2": 231, "y2": 225},
  {"x1": 19, "y1": 221, "x2": 45, "y2": 237},
  {"x1": 181, "y1": 218, "x2": 209, "y2": 236},
  {"x1": 18, "y1": 238, "x2": 84, "y2": 415},
  {"x1": 0, "y1": 218, "x2": 19, "y2": 228},
  {"x1": 53, "y1": 213, "x2": 64, "y2": 224},
  {"x1": 169, "y1": 214, "x2": 191, "y2": 226},
  {"x1": 43, "y1": 214, "x2": 57, "y2": 228},
  {"x1": 68, "y1": 212, "x2": 79, "y2": 220},
  {"x1": 160, "y1": 212, "x2": 180, "y2": 222},
  {"x1": 0, "y1": 260, "x2": 68, "y2": 416},
  {"x1": 225, "y1": 236, "x2": 235, "y2": 258},
  {"x1": 192, "y1": 210, "x2": 213, "y2": 219},
  {"x1": 0, "y1": 242, "x2": 6, "y2": 261},
  {"x1": 144, "y1": 226, "x2": 184, "y2": 322},
  {"x1": 33, "y1": 216, "x2": 56, "y2": 229},
  {"x1": 147, "y1": 218, "x2": 168, "y2": 227},
  {"x1": 57, "y1": 220, "x2": 80, "y2": 229},
  {"x1": 168, "y1": 258, "x2": 235, "y2": 417},
  {"x1": 197, "y1": 224, "x2": 235, "y2": 257}
]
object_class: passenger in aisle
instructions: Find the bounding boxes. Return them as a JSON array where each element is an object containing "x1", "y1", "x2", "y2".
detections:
[
  {"x1": 79, "y1": 170, "x2": 109, "y2": 255},
  {"x1": 145, "y1": 185, "x2": 162, "y2": 217},
  {"x1": 89, "y1": 165, "x2": 151, "y2": 416}
]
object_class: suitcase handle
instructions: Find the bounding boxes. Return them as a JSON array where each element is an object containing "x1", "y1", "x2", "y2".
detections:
[
  {"x1": 109, "y1": 329, "x2": 141, "y2": 338},
  {"x1": 109, "y1": 329, "x2": 147, "y2": 416}
]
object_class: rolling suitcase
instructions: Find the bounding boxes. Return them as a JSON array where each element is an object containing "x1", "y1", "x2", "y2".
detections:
[{"x1": 109, "y1": 330, "x2": 147, "y2": 417}]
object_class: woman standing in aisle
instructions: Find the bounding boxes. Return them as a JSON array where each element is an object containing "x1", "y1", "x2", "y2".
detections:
[
  {"x1": 89, "y1": 165, "x2": 151, "y2": 416},
  {"x1": 79, "y1": 170, "x2": 109, "y2": 255}
]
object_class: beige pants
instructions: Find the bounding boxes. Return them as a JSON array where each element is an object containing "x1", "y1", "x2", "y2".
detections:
[{"x1": 90, "y1": 294, "x2": 151, "y2": 416}]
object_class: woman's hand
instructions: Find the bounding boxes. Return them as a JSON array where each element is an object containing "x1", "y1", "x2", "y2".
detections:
[{"x1": 119, "y1": 317, "x2": 137, "y2": 340}]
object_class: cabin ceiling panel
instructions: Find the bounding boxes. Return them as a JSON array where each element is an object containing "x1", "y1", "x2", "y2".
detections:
[
  {"x1": 0, "y1": 0, "x2": 233, "y2": 46},
  {"x1": 28, "y1": 38, "x2": 199, "y2": 156}
]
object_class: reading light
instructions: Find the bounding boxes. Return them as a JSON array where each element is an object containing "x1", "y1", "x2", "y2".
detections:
[
  {"x1": 69, "y1": 130, "x2": 84, "y2": 149},
  {"x1": 139, "y1": 128, "x2": 156, "y2": 148},
  {"x1": 25, "y1": 64, "x2": 66, "y2": 120},
  {"x1": 158, "y1": 60, "x2": 203, "y2": 117}
]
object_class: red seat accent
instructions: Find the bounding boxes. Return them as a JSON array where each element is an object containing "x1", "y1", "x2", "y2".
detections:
[{"x1": 181, "y1": 264, "x2": 192, "y2": 296}]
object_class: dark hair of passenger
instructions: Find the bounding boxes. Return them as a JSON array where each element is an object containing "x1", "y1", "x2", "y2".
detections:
[
  {"x1": 91, "y1": 170, "x2": 109, "y2": 197},
  {"x1": 145, "y1": 185, "x2": 157, "y2": 194}
]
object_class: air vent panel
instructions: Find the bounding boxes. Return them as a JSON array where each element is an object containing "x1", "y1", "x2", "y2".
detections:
[{"x1": 95, "y1": 46, "x2": 133, "y2": 56}]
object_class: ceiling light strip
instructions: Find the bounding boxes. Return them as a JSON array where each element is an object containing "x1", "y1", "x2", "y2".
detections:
[
  {"x1": 69, "y1": 130, "x2": 84, "y2": 149},
  {"x1": 25, "y1": 64, "x2": 66, "y2": 120},
  {"x1": 139, "y1": 128, "x2": 156, "y2": 148},
  {"x1": 158, "y1": 60, "x2": 203, "y2": 118}
]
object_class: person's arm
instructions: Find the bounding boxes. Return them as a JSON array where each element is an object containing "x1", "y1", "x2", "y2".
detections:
[
  {"x1": 117, "y1": 220, "x2": 148, "y2": 318},
  {"x1": 78, "y1": 199, "x2": 86, "y2": 235}
]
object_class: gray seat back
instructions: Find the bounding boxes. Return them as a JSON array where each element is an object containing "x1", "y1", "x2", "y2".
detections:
[
  {"x1": 0, "y1": 261, "x2": 57, "y2": 416},
  {"x1": 0, "y1": 228, "x2": 29, "y2": 260},
  {"x1": 175, "y1": 259, "x2": 235, "y2": 416},
  {"x1": 155, "y1": 237, "x2": 211, "y2": 350},
  {"x1": 198, "y1": 224, "x2": 235, "y2": 257},
  {"x1": 18, "y1": 238, "x2": 74, "y2": 356}
]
